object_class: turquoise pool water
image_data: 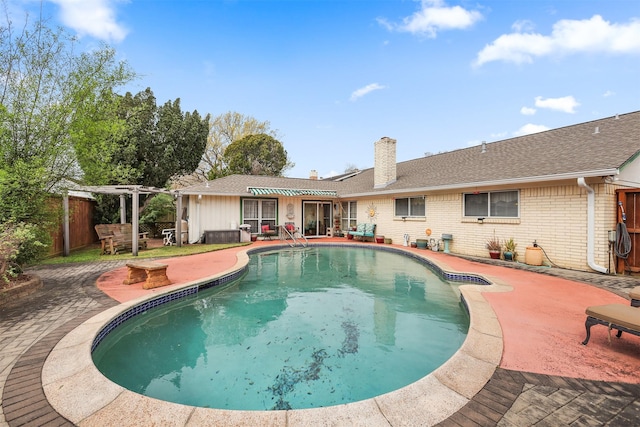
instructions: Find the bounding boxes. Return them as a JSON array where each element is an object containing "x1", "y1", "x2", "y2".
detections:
[{"x1": 92, "y1": 246, "x2": 469, "y2": 410}]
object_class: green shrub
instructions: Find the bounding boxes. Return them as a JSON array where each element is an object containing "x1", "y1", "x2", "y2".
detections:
[
  {"x1": 0, "y1": 222, "x2": 46, "y2": 282},
  {"x1": 140, "y1": 193, "x2": 175, "y2": 223}
]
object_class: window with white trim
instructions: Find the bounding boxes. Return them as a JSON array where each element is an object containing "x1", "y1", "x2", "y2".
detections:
[
  {"x1": 463, "y1": 190, "x2": 519, "y2": 218},
  {"x1": 340, "y1": 201, "x2": 357, "y2": 231},
  {"x1": 242, "y1": 199, "x2": 277, "y2": 233},
  {"x1": 394, "y1": 196, "x2": 425, "y2": 217}
]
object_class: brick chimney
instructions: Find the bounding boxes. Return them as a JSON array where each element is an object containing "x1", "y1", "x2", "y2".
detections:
[
  {"x1": 309, "y1": 170, "x2": 318, "y2": 180},
  {"x1": 374, "y1": 137, "x2": 396, "y2": 188}
]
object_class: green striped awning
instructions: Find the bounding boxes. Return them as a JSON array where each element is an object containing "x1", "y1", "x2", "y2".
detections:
[{"x1": 248, "y1": 187, "x2": 337, "y2": 197}]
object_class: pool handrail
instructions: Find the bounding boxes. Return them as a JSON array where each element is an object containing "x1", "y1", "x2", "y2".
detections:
[{"x1": 278, "y1": 224, "x2": 308, "y2": 248}]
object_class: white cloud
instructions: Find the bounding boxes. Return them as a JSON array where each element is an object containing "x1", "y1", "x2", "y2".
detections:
[
  {"x1": 520, "y1": 106, "x2": 536, "y2": 115},
  {"x1": 350, "y1": 83, "x2": 386, "y2": 101},
  {"x1": 50, "y1": 0, "x2": 128, "y2": 42},
  {"x1": 511, "y1": 20, "x2": 535, "y2": 33},
  {"x1": 534, "y1": 95, "x2": 579, "y2": 113},
  {"x1": 514, "y1": 123, "x2": 550, "y2": 136},
  {"x1": 475, "y1": 15, "x2": 640, "y2": 66},
  {"x1": 603, "y1": 90, "x2": 616, "y2": 97},
  {"x1": 378, "y1": 0, "x2": 482, "y2": 38},
  {"x1": 490, "y1": 131, "x2": 508, "y2": 139}
]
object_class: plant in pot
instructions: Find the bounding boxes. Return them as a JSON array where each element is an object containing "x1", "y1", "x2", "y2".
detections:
[
  {"x1": 502, "y1": 237, "x2": 517, "y2": 261},
  {"x1": 486, "y1": 237, "x2": 501, "y2": 259}
]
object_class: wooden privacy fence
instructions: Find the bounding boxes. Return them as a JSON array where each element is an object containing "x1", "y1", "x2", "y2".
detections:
[{"x1": 48, "y1": 195, "x2": 96, "y2": 256}]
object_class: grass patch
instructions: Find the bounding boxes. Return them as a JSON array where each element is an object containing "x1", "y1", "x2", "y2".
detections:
[{"x1": 37, "y1": 243, "x2": 251, "y2": 266}]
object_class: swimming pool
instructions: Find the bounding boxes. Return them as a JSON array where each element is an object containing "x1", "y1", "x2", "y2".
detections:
[{"x1": 92, "y1": 246, "x2": 470, "y2": 410}]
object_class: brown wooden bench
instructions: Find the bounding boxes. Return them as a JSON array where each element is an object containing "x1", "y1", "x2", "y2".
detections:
[
  {"x1": 123, "y1": 261, "x2": 171, "y2": 289},
  {"x1": 95, "y1": 224, "x2": 149, "y2": 255}
]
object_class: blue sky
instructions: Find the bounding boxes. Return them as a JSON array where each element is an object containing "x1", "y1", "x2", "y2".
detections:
[{"x1": 11, "y1": 0, "x2": 640, "y2": 179}]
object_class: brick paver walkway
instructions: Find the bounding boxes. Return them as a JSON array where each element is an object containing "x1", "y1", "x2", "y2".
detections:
[{"x1": 1, "y1": 253, "x2": 639, "y2": 426}]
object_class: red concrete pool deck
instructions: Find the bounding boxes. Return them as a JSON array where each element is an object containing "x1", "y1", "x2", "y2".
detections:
[
  {"x1": 97, "y1": 239, "x2": 640, "y2": 385},
  {"x1": 5, "y1": 239, "x2": 640, "y2": 426}
]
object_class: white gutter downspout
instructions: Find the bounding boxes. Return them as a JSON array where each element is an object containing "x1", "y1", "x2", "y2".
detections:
[
  {"x1": 193, "y1": 195, "x2": 201, "y2": 244},
  {"x1": 577, "y1": 178, "x2": 608, "y2": 273}
]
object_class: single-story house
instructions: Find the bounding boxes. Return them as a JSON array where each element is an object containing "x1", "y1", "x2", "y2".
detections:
[{"x1": 178, "y1": 111, "x2": 640, "y2": 274}]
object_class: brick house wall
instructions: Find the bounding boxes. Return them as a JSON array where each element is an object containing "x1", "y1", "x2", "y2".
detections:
[{"x1": 348, "y1": 179, "x2": 619, "y2": 271}]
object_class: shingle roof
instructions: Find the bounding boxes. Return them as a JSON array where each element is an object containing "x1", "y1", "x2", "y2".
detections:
[
  {"x1": 180, "y1": 174, "x2": 341, "y2": 196},
  {"x1": 181, "y1": 111, "x2": 640, "y2": 198},
  {"x1": 339, "y1": 111, "x2": 640, "y2": 196}
]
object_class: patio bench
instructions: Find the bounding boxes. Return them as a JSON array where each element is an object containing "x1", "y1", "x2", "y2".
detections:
[
  {"x1": 123, "y1": 261, "x2": 171, "y2": 289},
  {"x1": 348, "y1": 223, "x2": 376, "y2": 242},
  {"x1": 95, "y1": 223, "x2": 149, "y2": 255}
]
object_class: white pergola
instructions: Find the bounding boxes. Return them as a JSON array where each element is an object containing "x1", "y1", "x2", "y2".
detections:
[{"x1": 62, "y1": 185, "x2": 183, "y2": 256}]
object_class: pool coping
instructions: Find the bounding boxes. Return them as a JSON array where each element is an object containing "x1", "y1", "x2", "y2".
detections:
[{"x1": 41, "y1": 244, "x2": 511, "y2": 426}]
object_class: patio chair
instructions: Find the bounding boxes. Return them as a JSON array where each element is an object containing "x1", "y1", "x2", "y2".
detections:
[{"x1": 260, "y1": 222, "x2": 278, "y2": 240}]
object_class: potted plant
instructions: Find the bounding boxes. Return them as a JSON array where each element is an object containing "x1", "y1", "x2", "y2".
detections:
[
  {"x1": 486, "y1": 236, "x2": 501, "y2": 259},
  {"x1": 503, "y1": 238, "x2": 517, "y2": 261}
]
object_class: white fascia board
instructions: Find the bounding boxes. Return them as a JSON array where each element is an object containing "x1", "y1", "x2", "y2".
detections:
[
  {"x1": 342, "y1": 169, "x2": 619, "y2": 198},
  {"x1": 179, "y1": 190, "x2": 249, "y2": 197}
]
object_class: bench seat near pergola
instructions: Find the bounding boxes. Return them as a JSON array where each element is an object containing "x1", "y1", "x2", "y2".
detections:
[{"x1": 59, "y1": 185, "x2": 183, "y2": 257}]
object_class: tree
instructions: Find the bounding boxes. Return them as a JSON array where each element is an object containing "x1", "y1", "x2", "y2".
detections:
[
  {"x1": 0, "y1": 8, "x2": 135, "y2": 264},
  {"x1": 75, "y1": 87, "x2": 210, "y2": 223},
  {"x1": 149, "y1": 98, "x2": 210, "y2": 187},
  {"x1": 223, "y1": 134, "x2": 294, "y2": 176},
  {"x1": 0, "y1": 12, "x2": 135, "y2": 188},
  {"x1": 104, "y1": 88, "x2": 210, "y2": 188},
  {"x1": 344, "y1": 163, "x2": 359, "y2": 173},
  {"x1": 198, "y1": 111, "x2": 280, "y2": 181},
  {"x1": 71, "y1": 88, "x2": 136, "y2": 185}
]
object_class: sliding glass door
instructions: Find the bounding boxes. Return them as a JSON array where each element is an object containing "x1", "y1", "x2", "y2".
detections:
[{"x1": 303, "y1": 202, "x2": 331, "y2": 237}]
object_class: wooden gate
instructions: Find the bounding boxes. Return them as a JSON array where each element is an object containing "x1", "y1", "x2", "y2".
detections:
[
  {"x1": 616, "y1": 189, "x2": 640, "y2": 273},
  {"x1": 48, "y1": 195, "x2": 96, "y2": 256}
]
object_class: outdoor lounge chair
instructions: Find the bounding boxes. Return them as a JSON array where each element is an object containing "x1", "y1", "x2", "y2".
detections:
[
  {"x1": 581, "y1": 303, "x2": 640, "y2": 345},
  {"x1": 629, "y1": 286, "x2": 640, "y2": 307}
]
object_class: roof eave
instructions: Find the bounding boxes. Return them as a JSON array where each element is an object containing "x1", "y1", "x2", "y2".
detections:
[
  {"x1": 341, "y1": 169, "x2": 620, "y2": 198},
  {"x1": 179, "y1": 190, "x2": 249, "y2": 197}
]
